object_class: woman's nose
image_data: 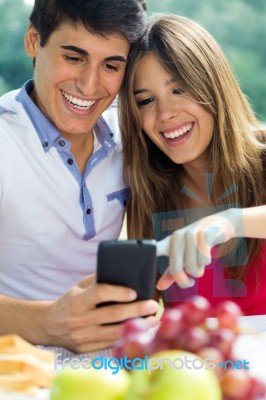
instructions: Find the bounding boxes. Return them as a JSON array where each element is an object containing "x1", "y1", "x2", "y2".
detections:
[{"x1": 158, "y1": 101, "x2": 178, "y2": 122}]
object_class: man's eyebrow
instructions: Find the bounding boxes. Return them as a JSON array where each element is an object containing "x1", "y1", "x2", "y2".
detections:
[
  {"x1": 61, "y1": 45, "x2": 88, "y2": 55},
  {"x1": 60, "y1": 45, "x2": 127, "y2": 63},
  {"x1": 104, "y1": 55, "x2": 127, "y2": 63}
]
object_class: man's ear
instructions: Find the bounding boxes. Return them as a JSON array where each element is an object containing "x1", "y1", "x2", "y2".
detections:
[{"x1": 24, "y1": 24, "x2": 40, "y2": 57}]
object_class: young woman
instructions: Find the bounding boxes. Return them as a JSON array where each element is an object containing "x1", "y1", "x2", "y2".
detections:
[{"x1": 119, "y1": 14, "x2": 266, "y2": 315}]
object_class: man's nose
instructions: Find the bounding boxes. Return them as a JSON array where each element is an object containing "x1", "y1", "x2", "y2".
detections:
[{"x1": 75, "y1": 66, "x2": 101, "y2": 97}]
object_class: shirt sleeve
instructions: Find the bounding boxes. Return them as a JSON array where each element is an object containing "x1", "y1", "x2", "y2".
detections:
[{"x1": 0, "y1": 115, "x2": 14, "y2": 202}]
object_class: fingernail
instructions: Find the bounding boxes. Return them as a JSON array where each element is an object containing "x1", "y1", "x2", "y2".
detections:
[
  {"x1": 146, "y1": 300, "x2": 159, "y2": 314},
  {"x1": 179, "y1": 278, "x2": 195, "y2": 289},
  {"x1": 156, "y1": 282, "x2": 166, "y2": 291},
  {"x1": 198, "y1": 268, "x2": 205, "y2": 277},
  {"x1": 128, "y1": 290, "x2": 137, "y2": 301}
]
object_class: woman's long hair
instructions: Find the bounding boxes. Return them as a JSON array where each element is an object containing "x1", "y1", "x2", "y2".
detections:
[{"x1": 119, "y1": 14, "x2": 266, "y2": 281}]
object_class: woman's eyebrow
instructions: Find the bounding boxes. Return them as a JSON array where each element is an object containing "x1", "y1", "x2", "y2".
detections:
[
  {"x1": 134, "y1": 88, "x2": 149, "y2": 95},
  {"x1": 134, "y1": 78, "x2": 178, "y2": 95},
  {"x1": 165, "y1": 78, "x2": 176, "y2": 86}
]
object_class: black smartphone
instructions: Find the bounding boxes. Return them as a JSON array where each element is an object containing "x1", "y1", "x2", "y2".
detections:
[{"x1": 96, "y1": 239, "x2": 157, "y2": 305}]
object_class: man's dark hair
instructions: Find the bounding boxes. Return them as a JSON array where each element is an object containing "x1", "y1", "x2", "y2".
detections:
[{"x1": 29, "y1": 0, "x2": 147, "y2": 47}]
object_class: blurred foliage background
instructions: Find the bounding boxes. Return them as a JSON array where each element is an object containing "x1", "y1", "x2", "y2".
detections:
[{"x1": 0, "y1": 0, "x2": 265, "y2": 120}]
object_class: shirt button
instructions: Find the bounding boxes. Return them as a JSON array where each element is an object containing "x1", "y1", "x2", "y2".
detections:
[
  {"x1": 42, "y1": 141, "x2": 49, "y2": 148},
  {"x1": 58, "y1": 140, "x2": 65, "y2": 146},
  {"x1": 67, "y1": 158, "x2": 73, "y2": 165},
  {"x1": 86, "y1": 208, "x2": 92, "y2": 215}
]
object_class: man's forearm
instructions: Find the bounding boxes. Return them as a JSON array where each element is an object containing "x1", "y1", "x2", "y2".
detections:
[{"x1": 0, "y1": 294, "x2": 52, "y2": 345}]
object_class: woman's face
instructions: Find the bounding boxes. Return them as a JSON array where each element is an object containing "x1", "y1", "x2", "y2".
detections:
[{"x1": 133, "y1": 54, "x2": 214, "y2": 168}]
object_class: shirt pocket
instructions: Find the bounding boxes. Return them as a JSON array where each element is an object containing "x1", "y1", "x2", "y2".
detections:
[{"x1": 107, "y1": 187, "x2": 130, "y2": 207}]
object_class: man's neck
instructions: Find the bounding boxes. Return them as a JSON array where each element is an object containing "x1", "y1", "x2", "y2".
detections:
[{"x1": 64, "y1": 130, "x2": 95, "y2": 175}]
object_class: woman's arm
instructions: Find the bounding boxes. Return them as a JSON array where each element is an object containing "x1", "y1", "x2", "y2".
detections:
[
  {"x1": 242, "y1": 205, "x2": 266, "y2": 238},
  {"x1": 156, "y1": 206, "x2": 266, "y2": 290}
]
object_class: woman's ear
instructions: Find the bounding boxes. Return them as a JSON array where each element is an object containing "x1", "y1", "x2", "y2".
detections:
[{"x1": 24, "y1": 24, "x2": 40, "y2": 57}]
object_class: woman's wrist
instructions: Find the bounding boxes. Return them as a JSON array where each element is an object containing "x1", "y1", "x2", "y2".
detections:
[{"x1": 220, "y1": 208, "x2": 244, "y2": 238}]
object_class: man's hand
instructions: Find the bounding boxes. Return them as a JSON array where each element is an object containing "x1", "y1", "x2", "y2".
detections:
[{"x1": 45, "y1": 274, "x2": 159, "y2": 353}]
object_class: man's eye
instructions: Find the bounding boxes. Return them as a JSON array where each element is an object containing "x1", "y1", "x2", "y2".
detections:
[
  {"x1": 173, "y1": 87, "x2": 185, "y2": 95},
  {"x1": 64, "y1": 55, "x2": 81, "y2": 64},
  {"x1": 104, "y1": 63, "x2": 119, "y2": 72},
  {"x1": 136, "y1": 97, "x2": 154, "y2": 107}
]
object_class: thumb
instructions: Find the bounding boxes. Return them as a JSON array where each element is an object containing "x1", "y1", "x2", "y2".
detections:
[
  {"x1": 156, "y1": 236, "x2": 171, "y2": 256},
  {"x1": 78, "y1": 273, "x2": 96, "y2": 288}
]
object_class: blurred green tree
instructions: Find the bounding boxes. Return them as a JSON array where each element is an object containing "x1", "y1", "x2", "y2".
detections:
[
  {"x1": 147, "y1": 0, "x2": 266, "y2": 120},
  {"x1": 0, "y1": 0, "x2": 32, "y2": 94},
  {"x1": 0, "y1": 0, "x2": 265, "y2": 120}
]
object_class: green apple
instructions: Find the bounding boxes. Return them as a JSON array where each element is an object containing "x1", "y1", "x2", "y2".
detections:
[
  {"x1": 125, "y1": 350, "x2": 222, "y2": 400},
  {"x1": 50, "y1": 366, "x2": 130, "y2": 400}
]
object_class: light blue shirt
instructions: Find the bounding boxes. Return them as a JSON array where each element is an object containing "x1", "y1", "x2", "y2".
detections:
[{"x1": 0, "y1": 81, "x2": 128, "y2": 300}]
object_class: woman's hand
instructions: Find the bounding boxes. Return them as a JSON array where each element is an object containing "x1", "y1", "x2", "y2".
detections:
[{"x1": 156, "y1": 209, "x2": 241, "y2": 290}]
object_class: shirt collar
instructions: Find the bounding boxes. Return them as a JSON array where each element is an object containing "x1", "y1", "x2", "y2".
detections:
[{"x1": 16, "y1": 79, "x2": 117, "y2": 154}]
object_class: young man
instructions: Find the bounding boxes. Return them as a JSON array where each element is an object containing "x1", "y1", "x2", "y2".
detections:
[{"x1": 0, "y1": 0, "x2": 158, "y2": 354}]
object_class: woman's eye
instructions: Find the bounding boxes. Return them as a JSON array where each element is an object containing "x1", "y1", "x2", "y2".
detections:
[
  {"x1": 136, "y1": 97, "x2": 154, "y2": 107},
  {"x1": 173, "y1": 87, "x2": 185, "y2": 95}
]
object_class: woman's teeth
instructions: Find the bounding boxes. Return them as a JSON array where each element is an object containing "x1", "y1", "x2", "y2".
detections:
[
  {"x1": 62, "y1": 91, "x2": 96, "y2": 110},
  {"x1": 163, "y1": 123, "x2": 193, "y2": 139}
]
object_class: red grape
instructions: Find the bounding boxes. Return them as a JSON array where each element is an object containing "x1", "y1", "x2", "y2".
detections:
[
  {"x1": 246, "y1": 376, "x2": 266, "y2": 399},
  {"x1": 220, "y1": 369, "x2": 252, "y2": 399},
  {"x1": 122, "y1": 318, "x2": 148, "y2": 336},
  {"x1": 113, "y1": 338, "x2": 126, "y2": 359},
  {"x1": 151, "y1": 337, "x2": 171, "y2": 354},
  {"x1": 177, "y1": 326, "x2": 209, "y2": 353},
  {"x1": 119, "y1": 332, "x2": 153, "y2": 359},
  {"x1": 215, "y1": 301, "x2": 242, "y2": 330},
  {"x1": 180, "y1": 295, "x2": 212, "y2": 326},
  {"x1": 155, "y1": 307, "x2": 185, "y2": 341},
  {"x1": 197, "y1": 346, "x2": 225, "y2": 378},
  {"x1": 209, "y1": 328, "x2": 236, "y2": 357}
]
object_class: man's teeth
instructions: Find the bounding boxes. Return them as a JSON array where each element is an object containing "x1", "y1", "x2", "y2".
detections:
[
  {"x1": 62, "y1": 91, "x2": 96, "y2": 110},
  {"x1": 163, "y1": 123, "x2": 193, "y2": 139}
]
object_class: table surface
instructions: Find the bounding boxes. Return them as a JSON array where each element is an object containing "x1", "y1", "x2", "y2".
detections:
[{"x1": 1, "y1": 315, "x2": 266, "y2": 400}]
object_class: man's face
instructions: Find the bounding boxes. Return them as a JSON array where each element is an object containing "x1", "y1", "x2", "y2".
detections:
[{"x1": 25, "y1": 22, "x2": 130, "y2": 138}]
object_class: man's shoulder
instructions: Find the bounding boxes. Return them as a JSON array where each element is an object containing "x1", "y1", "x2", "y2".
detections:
[
  {"x1": 0, "y1": 89, "x2": 21, "y2": 115},
  {"x1": 0, "y1": 89, "x2": 25, "y2": 146}
]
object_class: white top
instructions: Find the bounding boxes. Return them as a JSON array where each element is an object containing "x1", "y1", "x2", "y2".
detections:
[{"x1": 0, "y1": 82, "x2": 128, "y2": 300}]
